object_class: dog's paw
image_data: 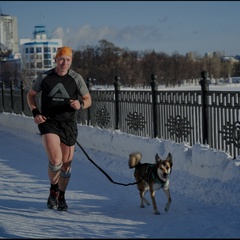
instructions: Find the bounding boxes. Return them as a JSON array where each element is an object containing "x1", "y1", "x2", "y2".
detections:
[{"x1": 154, "y1": 210, "x2": 160, "y2": 215}]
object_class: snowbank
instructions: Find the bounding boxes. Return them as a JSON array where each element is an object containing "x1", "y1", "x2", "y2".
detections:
[{"x1": 1, "y1": 112, "x2": 239, "y2": 183}]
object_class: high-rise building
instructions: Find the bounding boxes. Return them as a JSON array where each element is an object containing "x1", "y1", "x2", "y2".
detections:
[
  {"x1": 0, "y1": 13, "x2": 21, "y2": 87},
  {"x1": 20, "y1": 25, "x2": 62, "y2": 79},
  {"x1": 0, "y1": 13, "x2": 19, "y2": 53}
]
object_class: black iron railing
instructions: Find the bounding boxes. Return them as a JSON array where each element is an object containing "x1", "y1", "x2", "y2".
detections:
[{"x1": 1, "y1": 72, "x2": 240, "y2": 158}]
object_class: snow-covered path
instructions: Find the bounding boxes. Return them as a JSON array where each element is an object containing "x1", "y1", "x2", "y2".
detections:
[{"x1": 0, "y1": 113, "x2": 240, "y2": 238}]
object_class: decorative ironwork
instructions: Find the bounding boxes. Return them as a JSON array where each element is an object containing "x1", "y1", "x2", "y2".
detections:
[
  {"x1": 125, "y1": 111, "x2": 147, "y2": 131},
  {"x1": 165, "y1": 115, "x2": 192, "y2": 138},
  {"x1": 220, "y1": 121, "x2": 240, "y2": 148},
  {"x1": 95, "y1": 107, "x2": 111, "y2": 128}
]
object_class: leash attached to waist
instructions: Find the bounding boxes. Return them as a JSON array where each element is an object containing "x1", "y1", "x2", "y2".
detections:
[{"x1": 75, "y1": 140, "x2": 144, "y2": 187}]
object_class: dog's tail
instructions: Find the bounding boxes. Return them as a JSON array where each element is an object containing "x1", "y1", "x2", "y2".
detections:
[{"x1": 128, "y1": 152, "x2": 142, "y2": 168}]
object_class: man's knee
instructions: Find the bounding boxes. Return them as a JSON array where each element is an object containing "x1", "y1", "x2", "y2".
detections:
[{"x1": 48, "y1": 162, "x2": 63, "y2": 172}]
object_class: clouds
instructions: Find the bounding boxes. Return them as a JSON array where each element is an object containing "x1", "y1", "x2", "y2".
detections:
[{"x1": 50, "y1": 24, "x2": 163, "y2": 51}]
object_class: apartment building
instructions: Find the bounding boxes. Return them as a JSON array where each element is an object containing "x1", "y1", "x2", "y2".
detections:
[
  {"x1": 20, "y1": 25, "x2": 62, "y2": 79},
  {"x1": 0, "y1": 13, "x2": 19, "y2": 54}
]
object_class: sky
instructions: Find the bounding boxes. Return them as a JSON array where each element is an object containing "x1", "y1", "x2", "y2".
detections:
[
  {"x1": 1, "y1": 84, "x2": 240, "y2": 238},
  {"x1": 0, "y1": 1, "x2": 240, "y2": 57}
]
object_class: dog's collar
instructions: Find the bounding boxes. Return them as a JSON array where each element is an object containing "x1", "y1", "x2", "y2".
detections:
[{"x1": 151, "y1": 167, "x2": 168, "y2": 185}]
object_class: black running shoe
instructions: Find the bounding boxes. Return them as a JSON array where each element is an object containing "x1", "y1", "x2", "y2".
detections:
[
  {"x1": 58, "y1": 195, "x2": 68, "y2": 211},
  {"x1": 47, "y1": 189, "x2": 59, "y2": 209}
]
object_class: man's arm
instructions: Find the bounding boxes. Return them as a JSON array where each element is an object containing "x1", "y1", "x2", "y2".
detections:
[
  {"x1": 81, "y1": 92, "x2": 92, "y2": 109},
  {"x1": 27, "y1": 88, "x2": 39, "y2": 111}
]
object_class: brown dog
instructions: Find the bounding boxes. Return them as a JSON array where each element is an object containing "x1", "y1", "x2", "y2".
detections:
[{"x1": 129, "y1": 152, "x2": 173, "y2": 215}]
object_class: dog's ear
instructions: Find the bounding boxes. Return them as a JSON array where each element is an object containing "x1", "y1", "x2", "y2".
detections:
[{"x1": 166, "y1": 153, "x2": 173, "y2": 166}]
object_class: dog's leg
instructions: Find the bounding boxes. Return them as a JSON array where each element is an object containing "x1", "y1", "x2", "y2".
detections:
[
  {"x1": 150, "y1": 189, "x2": 160, "y2": 215},
  {"x1": 137, "y1": 179, "x2": 150, "y2": 208},
  {"x1": 139, "y1": 191, "x2": 145, "y2": 208},
  {"x1": 163, "y1": 188, "x2": 172, "y2": 212},
  {"x1": 140, "y1": 188, "x2": 150, "y2": 208}
]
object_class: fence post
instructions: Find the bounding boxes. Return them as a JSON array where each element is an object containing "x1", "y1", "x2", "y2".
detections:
[
  {"x1": 114, "y1": 76, "x2": 120, "y2": 130},
  {"x1": 199, "y1": 71, "x2": 210, "y2": 144},
  {"x1": 20, "y1": 81, "x2": 24, "y2": 114},
  {"x1": 10, "y1": 81, "x2": 14, "y2": 112},
  {"x1": 1, "y1": 81, "x2": 5, "y2": 112},
  {"x1": 86, "y1": 77, "x2": 92, "y2": 125},
  {"x1": 150, "y1": 74, "x2": 158, "y2": 138}
]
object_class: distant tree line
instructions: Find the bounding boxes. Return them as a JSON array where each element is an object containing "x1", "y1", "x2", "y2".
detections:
[
  {"x1": 1, "y1": 39, "x2": 240, "y2": 88},
  {"x1": 71, "y1": 39, "x2": 240, "y2": 87}
]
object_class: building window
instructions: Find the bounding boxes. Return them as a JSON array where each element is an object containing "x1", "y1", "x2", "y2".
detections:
[
  {"x1": 44, "y1": 47, "x2": 51, "y2": 53},
  {"x1": 36, "y1": 62, "x2": 43, "y2": 68},
  {"x1": 25, "y1": 48, "x2": 29, "y2": 54},
  {"x1": 35, "y1": 55, "x2": 42, "y2": 60},
  {"x1": 29, "y1": 55, "x2": 42, "y2": 61},
  {"x1": 44, "y1": 60, "x2": 52, "y2": 68},
  {"x1": 44, "y1": 54, "x2": 51, "y2": 59},
  {"x1": 31, "y1": 54, "x2": 42, "y2": 60},
  {"x1": 36, "y1": 47, "x2": 42, "y2": 53},
  {"x1": 30, "y1": 47, "x2": 34, "y2": 53}
]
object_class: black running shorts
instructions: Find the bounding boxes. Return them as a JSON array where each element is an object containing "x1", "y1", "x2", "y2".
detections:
[{"x1": 38, "y1": 118, "x2": 78, "y2": 146}]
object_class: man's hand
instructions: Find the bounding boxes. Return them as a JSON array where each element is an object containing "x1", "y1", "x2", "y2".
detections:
[
  {"x1": 69, "y1": 99, "x2": 81, "y2": 110},
  {"x1": 34, "y1": 114, "x2": 47, "y2": 124}
]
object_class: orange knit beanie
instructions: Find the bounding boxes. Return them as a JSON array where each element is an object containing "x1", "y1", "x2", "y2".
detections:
[{"x1": 56, "y1": 46, "x2": 72, "y2": 58}]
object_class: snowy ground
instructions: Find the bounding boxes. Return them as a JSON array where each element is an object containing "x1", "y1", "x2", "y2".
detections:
[{"x1": 0, "y1": 112, "x2": 240, "y2": 238}]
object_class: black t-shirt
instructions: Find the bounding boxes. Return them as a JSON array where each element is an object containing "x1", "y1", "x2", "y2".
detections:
[{"x1": 32, "y1": 68, "x2": 89, "y2": 121}]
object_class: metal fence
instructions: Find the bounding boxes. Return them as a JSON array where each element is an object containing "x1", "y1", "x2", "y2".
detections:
[{"x1": 1, "y1": 72, "x2": 240, "y2": 158}]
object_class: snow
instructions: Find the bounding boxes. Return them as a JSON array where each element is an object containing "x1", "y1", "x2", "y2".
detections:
[{"x1": 1, "y1": 110, "x2": 240, "y2": 239}]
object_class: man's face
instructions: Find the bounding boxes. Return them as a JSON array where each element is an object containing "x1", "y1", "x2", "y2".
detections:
[{"x1": 56, "y1": 55, "x2": 72, "y2": 70}]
